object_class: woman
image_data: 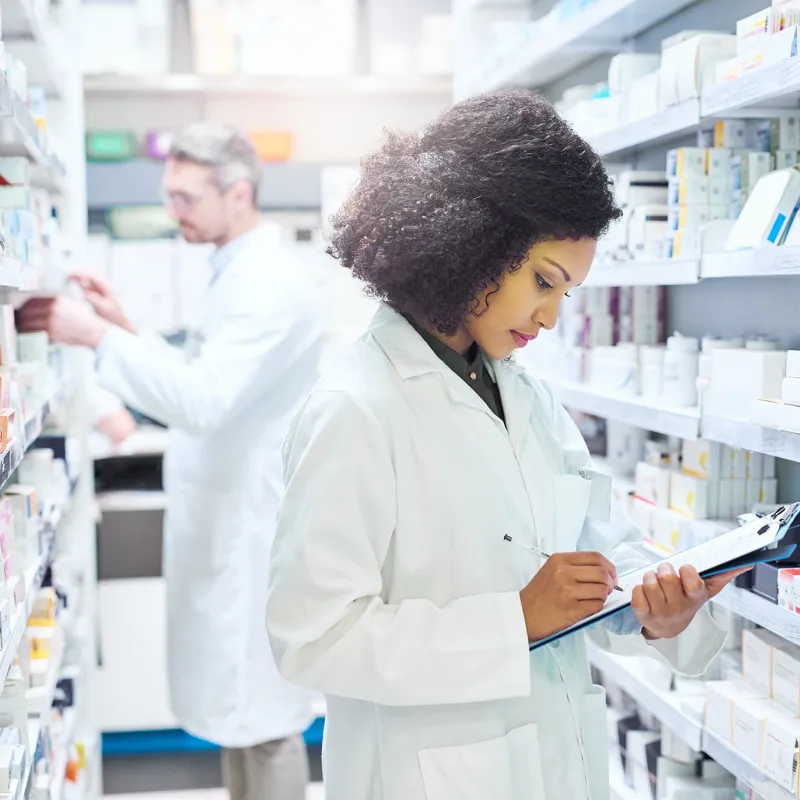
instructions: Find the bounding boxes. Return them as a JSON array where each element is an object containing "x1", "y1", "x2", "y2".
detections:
[{"x1": 267, "y1": 92, "x2": 741, "y2": 800}]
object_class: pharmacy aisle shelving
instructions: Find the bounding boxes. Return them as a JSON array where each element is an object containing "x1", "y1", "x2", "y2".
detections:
[
  {"x1": 547, "y1": 381, "x2": 701, "y2": 439},
  {"x1": 588, "y1": 642, "x2": 796, "y2": 800},
  {"x1": 465, "y1": 0, "x2": 698, "y2": 94}
]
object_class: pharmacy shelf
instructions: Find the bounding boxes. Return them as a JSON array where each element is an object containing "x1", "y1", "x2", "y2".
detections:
[
  {"x1": 547, "y1": 381, "x2": 701, "y2": 439},
  {"x1": 592, "y1": 640, "x2": 796, "y2": 798},
  {"x1": 588, "y1": 642, "x2": 703, "y2": 751},
  {"x1": 585, "y1": 259, "x2": 699, "y2": 287},
  {"x1": 609, "y1": 756, "x2": 638, "y2": 800},
  {"x1": 83, "y1": 74, "x2": 453, "y2": 98},
  {"x1": 0, "y1": 78, "x2": 67, "y2": 183},
  {"x1": 49, "y1": 708, "x2": 77, "y2": 800},
  {"x1": 702, "y1": 248, "x2": 800, "y2": 279},
  {"x1": 702, "y1": 731, "x2": 795, "y2": 800},
  {"x1": 590, "y1": 100, "x2": 701, "y2": 159},
  {"x1": 701, "y1": 415, "x2": 800, "y2": 465},
  {"x1": 702, "y1": 57, "x2": 800, "y2": 117},
  {"x1": 1, "y1": 0, "x2": 69, "y2": 99},
  {"x1": 86, "y1": 160, "x2": 322, "y2": 212},
  {"x1": 711, "y1": 585, "x2": 800, "y2": 648},
  {"x1": 473, "y1": 0, "x2": 697, "y2": 91}
]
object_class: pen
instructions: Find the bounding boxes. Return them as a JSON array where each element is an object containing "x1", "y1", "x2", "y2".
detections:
[{"x1": 503, "y1": 534, "x2": 624, "y2": 592}]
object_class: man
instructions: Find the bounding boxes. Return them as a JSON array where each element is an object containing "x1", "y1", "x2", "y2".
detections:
[{"x1": 19, "y1": 122, "x2": 324, "y2": 800}]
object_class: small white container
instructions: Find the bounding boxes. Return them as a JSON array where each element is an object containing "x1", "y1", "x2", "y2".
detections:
[
  {"x1": 746, "y1": 337, "x2": 779, "y2": 352},
  {"x1": 640, "y1": 345, "x2": 666, "y2": 399},
  {"x1": 663, "y1": 333, "x2": 700, "y2": 407}
]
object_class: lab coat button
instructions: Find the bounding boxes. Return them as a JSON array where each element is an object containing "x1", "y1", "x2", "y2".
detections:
[
  {"x1": 551, "y1": 641, "x2": 560, "y2": 650},
  {"x1": 469, "y1": 372, "x2": 477, "y2": 380}
]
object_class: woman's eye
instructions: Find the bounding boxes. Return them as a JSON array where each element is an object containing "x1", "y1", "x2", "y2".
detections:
[{"x1": 535, "y1": 273, "x2": 553, "y2": 291}]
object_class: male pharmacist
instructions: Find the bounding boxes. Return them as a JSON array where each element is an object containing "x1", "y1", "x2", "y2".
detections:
[{"x1": 19, "y1": 122, "x2": 324, "y2": 800}]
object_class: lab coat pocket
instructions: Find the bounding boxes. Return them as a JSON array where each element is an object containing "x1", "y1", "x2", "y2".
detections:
[
  {"x1": 552, "y1": 474, "x2": 591, "y2": 552},
  {"x1": 418, "y1": 724, "x2": 545, "y2": 800},
  {"x1": 580, "y1": 685, "x2": 610, "y2": 800}
]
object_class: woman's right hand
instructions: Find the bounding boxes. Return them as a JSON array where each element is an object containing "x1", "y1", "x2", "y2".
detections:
[{"x1": 519, "y1": 552, "x2": 618, "y2": 643}]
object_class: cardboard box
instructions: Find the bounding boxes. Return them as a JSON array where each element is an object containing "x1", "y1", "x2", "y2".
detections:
[
  {"x1": 706, "y1": 680, "x2": 768, "y2": 742},
  {"x1": 670, "y1": 471, "x2": 710, "y2": 519},
  {"x1": 635, "y1": 462, "x2": 671, "y2": 508},
  {"x1": 734, "y1": 697, "x2": 792, "y2": 766},
  {"x1": 682, "y1": 438, "x2": 723, "y2": 479},
  {"x1": 762, "y1": 716, "x2": 800, "y2": 792},
  {"x1": 743, "y1": 628, "x2": 791, "y2": 696},
  {"x1": 773, "y1": 646, "x2": 800, "y2": 715}
]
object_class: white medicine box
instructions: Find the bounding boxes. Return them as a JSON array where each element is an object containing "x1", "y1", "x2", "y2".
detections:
[
  {"x1": 743, "y1": 628, "x2": 791, "y2": 696},
  {"x1": 682, "y1": 439, "x2": 722, "y2": 480},
  {"x1": 705, "y1": 680, "x2": 767, "y2": 742},
  {"x1": 773, "y1": 646, "x2": 800, "y2": 716},
  {"x1": 733, "y1": 697, "x2": 791, "y2": 767},
  {"x1": 635, "y1": 462, "x2": 671, "y2": 508}
]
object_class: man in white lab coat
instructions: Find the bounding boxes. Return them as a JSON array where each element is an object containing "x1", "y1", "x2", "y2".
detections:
[{"x1": 19, "y1": 122, "x2": 324, "y2": 800}]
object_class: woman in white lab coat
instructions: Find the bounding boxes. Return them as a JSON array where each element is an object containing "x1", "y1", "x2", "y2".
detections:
[{"x1": 266, "y1": 92, "x2": 744, "y2": 800}]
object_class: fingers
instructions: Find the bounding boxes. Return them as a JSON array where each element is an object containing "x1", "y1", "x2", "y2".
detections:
[
  {"x1": 642, "y1": 570, "x2": 667, "y2": 615},
  {"x1": 69, "y1": 271, "x2": 112, "y2": 295},
  {"x1": 560, "y1": 551, "x2": 618, "y2": 583},
  {"x1": 572, "y1": 566, "x2": 615, "y2": 594},
  {"x1": 631, "y1": 585, "x2": 650, "y2": 617},
  {"x1": 573, "y1": 581, "x2": 612, "y2": 602},
  {"x1": 679, "y1": 565, "x2": 707, "y2": 603},
  {"x1": 657, "y1": 562, "x2": 685, "y2": 606}
]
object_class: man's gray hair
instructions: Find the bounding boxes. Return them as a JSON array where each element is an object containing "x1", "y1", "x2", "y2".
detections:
[{"x1": 170, "y1": 121, "x2": 261, "y2": 204}]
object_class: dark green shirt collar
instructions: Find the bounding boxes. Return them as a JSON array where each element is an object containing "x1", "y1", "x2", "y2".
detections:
[{"x1": 403, "y1": 315, "x2": 505, "y2": 424}]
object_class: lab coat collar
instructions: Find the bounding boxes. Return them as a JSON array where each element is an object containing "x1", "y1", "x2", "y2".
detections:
[{"x1": 369, "y1": 305, "x2": 502, "y2": 422}]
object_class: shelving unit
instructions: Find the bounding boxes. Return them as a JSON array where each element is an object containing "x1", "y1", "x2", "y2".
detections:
[
  {"x1": 547, "y1": 380, "x2": 701, "y2": 439},
  {"x1": 589, "y1": 642, "x2": 797, "y2": 799},
  {"x1": 584, "y1": 258, "x2": 700, "y2": 287},
  {"x1": 590, "y1": 100, "x2": 701, "y2": 160},
  {"x1": 472, "y1": 0, "x2": 697, "y2": 92},
  {"x1": 83, "y1": 74, "x2": 453, "y2": 98}
]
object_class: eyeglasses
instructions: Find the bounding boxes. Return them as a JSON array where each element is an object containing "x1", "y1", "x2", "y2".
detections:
[{"x1": 161, "y1": 189, "x2": 205, "y2": 212}]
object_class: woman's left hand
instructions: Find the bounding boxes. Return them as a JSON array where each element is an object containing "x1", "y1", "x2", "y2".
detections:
[{"x1": 631, "y1": 562, "x2": 753, "y2": 640}]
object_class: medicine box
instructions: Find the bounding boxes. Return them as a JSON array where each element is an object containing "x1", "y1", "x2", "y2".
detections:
[
  {"x1": 682, "y1": 438, "x2": 722, "y2": 479},
  {"x1": 668, "y1": 176, "x2": 709, "y2": 205},
  {"x1": 726, "y1": 167, "x2": 800, "y2": 249},
  {"x1": 670, "y1": 471, "x2": 709, "y2": 519},
  {"x1": 667, "y1": 148, "x2": 707, "y2": 178},
  {"x1": 743, "y1": 628, "x2": 791, "y2": 696},
  {"x1": 635, "y1": 462, "x2": 671, "y2": 508},
  {"x1": 778, "y1": 568, "x2": 800, "y2": 612},
  {"x1": 787, "y1": 350, "x2": 800, "y2": 378},
  {"x1": 762, "y1": 716, "x2": 800, "y2": 792},
  {"x1": 782, "y1": 376, "x2": 800, "y2": 406},
  {"x1": 705, "y1": 680, "x2": 767, "y2": 741},
  {"x1": 734, "y1": 697, "x2": 791, "y2": 766},
  {"x1": 714, "y1": 119, "x2": 748, "y2": 149},
  {"x1": 773, "y1": 646, "x2": 800, "y2": 715},
  {"x1": 651, "y1": 507, "x2": 685, "y2": 552},
  {"x1": 737, "y1": 8, "x2": 773, "y2": 55}
]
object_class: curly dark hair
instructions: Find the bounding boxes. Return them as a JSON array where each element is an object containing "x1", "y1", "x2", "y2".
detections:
[{"x1": 327, "y1": 90, "x2": 621, "y2": 336}]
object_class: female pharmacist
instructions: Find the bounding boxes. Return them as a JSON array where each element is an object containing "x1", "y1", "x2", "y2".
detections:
[{"x1": 266, "y1": 91, "x2": 744, "y2": 800}]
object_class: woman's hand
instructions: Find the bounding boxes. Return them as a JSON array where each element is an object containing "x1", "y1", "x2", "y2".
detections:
[
  {"x1": 519, "y1": 551, "x2": 618, "y2": 643},
  {"x1": 631, "y1": 563, "x2": 752, "y2": 640}
]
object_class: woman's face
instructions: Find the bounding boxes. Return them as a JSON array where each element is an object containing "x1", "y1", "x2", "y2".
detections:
[{"x1": 463, "y1": 237, "x2": 596, "y2": 361}]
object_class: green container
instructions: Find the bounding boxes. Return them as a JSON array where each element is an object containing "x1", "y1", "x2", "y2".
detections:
[{"x1": 86, "y1": 130, "x2": 140, "y2": 162}]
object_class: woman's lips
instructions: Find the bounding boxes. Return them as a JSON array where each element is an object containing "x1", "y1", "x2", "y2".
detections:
[{"x1": 511, "y1": 330, "x2": 537, "y2": 348}]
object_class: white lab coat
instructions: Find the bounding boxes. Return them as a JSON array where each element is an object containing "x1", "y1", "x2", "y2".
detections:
[
  {"x1": 267, "y1": 305, "x2": 725, "y2": 800},
  {"x1": 96, "y1": 227, "x2": 324, "y2": 747}
]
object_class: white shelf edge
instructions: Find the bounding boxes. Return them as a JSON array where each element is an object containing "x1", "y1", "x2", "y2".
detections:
[
  {"x1": 547, "y1": 380, "x2": 701, "y2": 439},
  {"x1": 700, "y1": 415, "x2": 800, "y2": 464},
  {"x1": 472, "y1": 0, "x2": 696, "y2": 92},
  {"x1": 591, "y1": 100, "x2": 701, "y2": 158},
  {"x1": 588, "y1": 642, "x2": 703, "y2": 751},
  {"x1": 83, "y1": 74, "x2": 453, "y2": 97},
  {"x1": 711, "y1": 585, "x2": 800, "y2": 647},
  {"x1": 702, "y1": 57, "x2": 800, "y2": 118},
  {"x1": 701, "y1": 248, "x2": 800, "y2": 279},
  {"x1": 585, "y1": 259, "x2": 699, "y2": 287}
]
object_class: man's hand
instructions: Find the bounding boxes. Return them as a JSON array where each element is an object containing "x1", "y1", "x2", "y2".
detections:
[
  {"x1": 17, "y1": 297, "x2": 110, "y2": 348},
  {"x1": 69, "y1": 271, "x2": 136, "y2": 335},
  {"x1": 632, "y1": 563, "x2": 752, "y2": 641},
  {"x1": 519, "y1": 551, "x2": 618, "y2": 643}
]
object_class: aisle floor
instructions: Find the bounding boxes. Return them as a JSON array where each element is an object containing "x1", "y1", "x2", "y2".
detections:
[{"x1": 106, "y1": 788, "x2": 324, "y2": 800}]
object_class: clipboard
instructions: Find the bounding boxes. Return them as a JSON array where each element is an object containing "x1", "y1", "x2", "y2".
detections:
[{"x1": 529, "y1": 503, "x2": 800, "y2": 651}]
